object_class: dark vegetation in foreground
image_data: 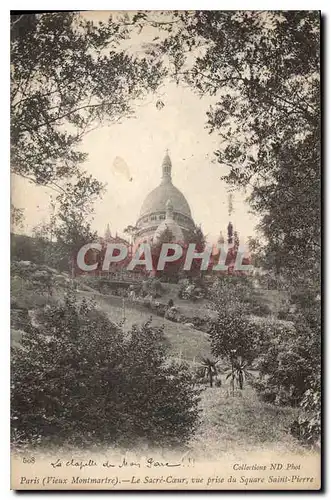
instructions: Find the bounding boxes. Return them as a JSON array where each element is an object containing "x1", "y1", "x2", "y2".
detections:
[
  {"x1": 11, "y1": 289, "x2": 200, "y2": 450},
  {"x1": 11, "y1": 258, "x2": 320, "y2": 451}
]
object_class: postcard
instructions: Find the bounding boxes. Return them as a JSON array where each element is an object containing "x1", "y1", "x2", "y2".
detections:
[{"x1": 10, "y1": 10, "x2": 321, "y2": 490}]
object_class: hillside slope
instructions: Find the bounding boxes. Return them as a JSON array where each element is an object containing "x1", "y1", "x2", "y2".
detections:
[{"x1": 78, "y1": 290, "x2": 211, "y2": 362}]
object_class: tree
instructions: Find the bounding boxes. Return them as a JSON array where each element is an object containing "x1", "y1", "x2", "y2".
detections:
[
  {"x1": 209, "y1": 309, "x2": 258, "y2": 366},
  {"x1": 227, "y1": 222, "x2": 234, "y2": 245},
  {"x1": 11, "y1": 204, "x2": 24, "y2": 231},
  {"x1": 11, "y1": 12, "x2": 165, "y2": 252},
  {"x1": 207, "y1": 274, "x2": 254, "y2": 313},
  {"x1": 11, "y1": 291, "x2": 200, "y2": 449},
  {"x1": 123, "y1": 224, "x2": 139, "y2": 244},
  {"x1": 138, "y1": 10, "x2": 320, "y2": 443},
  {"x1": 217, "y1": 231, "x2": 225, "y2": 245},
  {"x1": 254, "y1": 306, "x2": 320, "y2": 406},
  {"x1": 154, "y1": 226, "x2": 175, "y2": 247},
  {"x1": 225, "y1": 356, "x2": 253, "y2": 394},
  {"x1": 247, "y1": 236, "x2": 264, "y2": 268},
  {"x1": 184, "y1": 225, "x2": 206, "y2": 277},
  {"x1": 148, "y1": 11, "x2": 319, "y2": 279},
  {"x1": 11, "y1": 233, "x2": 42, "y2": 264},
  {"x1": 199, "y1": 357, "x2": 218, "y2": 388},
  {"x1": 11, "y1": 12, "x2": 164, "y2": 189},
  {"x1": 31, "y1": 177, "x2": 102, "y2": 274},
  {"x1": 187, "y1": 225, "x2": 206, "y2": 251}
]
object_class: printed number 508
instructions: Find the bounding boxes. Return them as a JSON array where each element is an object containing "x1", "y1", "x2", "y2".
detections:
[{"x1": 23, "y1": 457, "x2": 35, "y2": 464}]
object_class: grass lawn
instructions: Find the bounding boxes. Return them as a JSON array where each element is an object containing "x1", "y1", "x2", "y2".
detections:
[
  {"x1": 189, "y1": 384, "x2": 304, "y2": 460},
  {"x1": 83, "y1": 291, "x2": 211, "y2": 362}
]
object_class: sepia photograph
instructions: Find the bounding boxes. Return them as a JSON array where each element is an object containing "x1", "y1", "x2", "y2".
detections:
[{"x1": 10, "y1": 9, "x2": 321, "y2": 490}]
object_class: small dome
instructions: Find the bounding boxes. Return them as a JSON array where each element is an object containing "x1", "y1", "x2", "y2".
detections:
[
  {"x1": 153, "y1": 219, "x2": 184, "y2": 245},
  {"x1": 166, "y1": 199, "x2": 173, "y2": 211}
]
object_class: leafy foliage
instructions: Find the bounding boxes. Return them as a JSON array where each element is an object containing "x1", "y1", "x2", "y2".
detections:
[
  {"x1": 11, "y1": 291, "x2": 200, "y2": 449},
  {"x1": 225, "y1": 356, "x2": 254, "y2": 392},
  {"x1": 148, "y1": 11, "x2": 320, "y2": 278},
  {"x1": 11, "y1": 12, "x2": 165, "y2": 256},
  {"x1": 294, "y1": 374, "x2": 321, "y2": 447},
  {"x1": 152, "y1": 228, "x2": 184, "y2": 280},
  {"x1": 141, "y1": 277, "x2": 164, "y2": 298},
  {"x1": 145, "y1": 10, "x2": 320, "y2": 446},
  {"x1": 252, "y1": 295, "x2": 321, "y2": 447},
  {"x1": 209, "y1": 309, "x2": 259, "y2": 365},
  {"x1": 207, "y1": 275, "x2": 255, "y2": 313},
  {"x1": 11, "y1": 12, "x2": 164, "y2": 188},
  {"x1": 199, "y1": 357, "x2": 218, "y2": 388},
  {"x1": 11, "y1": 204, "x2": 24, "y2": 230}
]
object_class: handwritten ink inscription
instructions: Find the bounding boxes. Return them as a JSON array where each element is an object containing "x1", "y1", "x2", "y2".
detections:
[{"x1": 50, "y1": 456, "x2": 195, "y2": 470}]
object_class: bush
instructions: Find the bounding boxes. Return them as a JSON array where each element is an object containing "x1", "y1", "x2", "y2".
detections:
[
  {"x1": 142, "y1": 278, "x2": 163, "y2": 298},
  {"x1": 11, "y1": 291, "x2": 200, "y2": 449},
  {"x1": 291, "y1": 374, "x2": 321, "y2": 447},
  {"x1": 277, "y1": 309, "x2": 290, "y2": 320},
  {"x1": 208, "y1": 310, "x2": 260, "y2": 365},
  {"x1": 164, "y1": 306, "x2": 180, "y2": 322},
  {"x1": 11, "y1": 262, "x2": 54, "y2": 296},
  {"x1": 192, "y1": 316, "x2": 206, "y2": 330},
  {"x1": 253, "y1": 298, "x2": 321, "y2": 446},
  {"x1": 142, "y1": 300, "x2": 167, "y2": 318},
  {"x1": 250, "y1": 303, "x2": 271, "y2": 317}
]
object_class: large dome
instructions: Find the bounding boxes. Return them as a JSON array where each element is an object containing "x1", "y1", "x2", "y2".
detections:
[
  {"x1": 139, "y1": 152, "x2": 192, "y2": 218},
  {"x1": 135, "y1": 152, "x2": 195, "y2": 244},
  {"x1": 140, "y1": 182, "x2": 192, "y2": 218}
]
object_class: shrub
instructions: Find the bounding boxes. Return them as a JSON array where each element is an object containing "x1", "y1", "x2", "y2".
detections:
[
  {"x1": 291, "y1": 374, "x2": 321, "y2": 447},
  {"x1": 277, "y1": 309, "x2": 290, "y2": 320},
  {"x1": 11, "y1": 291, "x2": 200, "y2": 449},
  {"x1": 164, "y1": 306, "x2": 180, "y2": 322},
  {"x1": 11, "y1": 262, "x2": 54, "y2": 296},
  {"x1": 192, "y1": 316, "x2": 207, "y2": 330},
  {"x1": 167, "y1": 298, "x2": 174, "y2": 308},
  {"x1": 209, "y1": 310, "x2": 260, "y2": 365},
  {"x1": 253, "y1": 298, "x2": 321, "y2": 446},
  {"x1": 142, "y1": 278, "x2": 163, "y2": 298},
  {"x1": 250, "y1": 303, "x2": 271, "y2": 317}
]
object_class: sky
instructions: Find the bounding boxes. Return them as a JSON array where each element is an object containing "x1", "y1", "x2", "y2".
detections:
[{"x1": 11, "y1": 12, "x2": 260, "y2": 245}]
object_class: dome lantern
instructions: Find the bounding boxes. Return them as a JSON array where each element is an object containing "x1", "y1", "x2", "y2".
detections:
[{"x1": 161, "y1": 150, "x2": 172, "y2": 183}]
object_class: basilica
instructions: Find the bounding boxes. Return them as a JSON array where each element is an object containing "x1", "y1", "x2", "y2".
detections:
[
  {"x1": 97, "y1": 151, "x2": 250, "y2": 276},
  {"x1": 134, "y1": 152, "x2": 196, "y2": 245}
]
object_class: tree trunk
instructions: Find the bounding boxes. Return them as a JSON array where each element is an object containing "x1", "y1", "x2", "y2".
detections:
[
  {"x1": 209, "y1": 370, "x2": 213, "y2": 388},
  {"x1": 239, "y1": 372, "x2": 244, "y2": 390},
  {"x1": 231, "y1": 359, "x2": 235, "y2": 396}
]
